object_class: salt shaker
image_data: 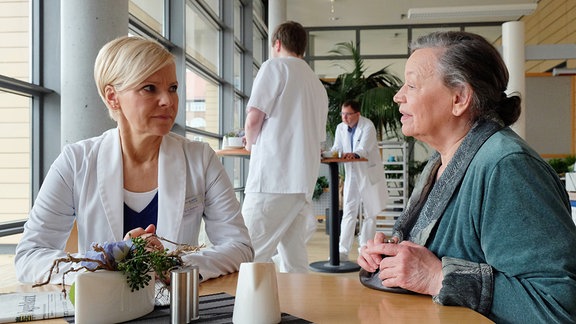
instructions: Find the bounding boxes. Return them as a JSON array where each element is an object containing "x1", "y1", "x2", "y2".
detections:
[{"x1": 170, "y1": 266, "x2": 200, "y2": 323}]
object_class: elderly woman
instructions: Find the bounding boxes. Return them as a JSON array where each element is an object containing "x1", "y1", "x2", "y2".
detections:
[
  {"x1": 15, "y1": 36, "x2": 253, "y2": 284},
  {"x1": 358, "y1": 31, "x2": 576, "y2": 322}
]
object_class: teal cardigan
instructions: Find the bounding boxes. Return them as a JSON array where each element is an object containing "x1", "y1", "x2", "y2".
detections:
[{"x1": 426, "y1": 128, "x2": 576, "y2": 323}]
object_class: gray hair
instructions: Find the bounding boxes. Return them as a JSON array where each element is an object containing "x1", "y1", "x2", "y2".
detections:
[{"x1": 411, "y1": 31, "x2": 520, "y2": 126}]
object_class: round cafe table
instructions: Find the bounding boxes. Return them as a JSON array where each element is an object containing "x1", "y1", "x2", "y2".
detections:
[{"x1": 308, "y1": 156, "x2": 367, "y2": 273}]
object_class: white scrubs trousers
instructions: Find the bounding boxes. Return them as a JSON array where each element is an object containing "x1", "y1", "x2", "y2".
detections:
[
  {"x1": 242, "y1": 192, "x2": 316, "y2": 273},
  {"x1": 339, "y1": 171, "x2": 376, "y2": 256}
]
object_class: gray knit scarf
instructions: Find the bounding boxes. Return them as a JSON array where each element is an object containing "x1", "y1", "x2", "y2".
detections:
[{"x1": 393, "y1": 119, "x2": 504, "y2": 245}]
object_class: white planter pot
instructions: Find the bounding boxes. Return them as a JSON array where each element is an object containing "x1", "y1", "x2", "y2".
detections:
[
  {"x1": 226, "y1": 136, "x2": 244, "y2": 148},
  {"x1": 74, "y1": 270, "x2": 155, "y2": 324}
]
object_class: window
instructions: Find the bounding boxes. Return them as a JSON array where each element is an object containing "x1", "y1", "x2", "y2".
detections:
[
  {"x1": 234, "y1": 1, "x2": 242, "y2": 41},
  {"x1": 309, "y1": 30, "x2": 355, "y2": 56},
  {"x1": 185, "y1": 68, "x2": 220, "y2": 136},
  {"x1": 0, "y1": 0, "x2": 31, "y2": 228},
  {"x1": 360, "y1": 29, "x2": 408, "y2": 55},
  {"x1": 129, "y1": 0, "x2": 164, "y2": 35},
  {"x1": 186, "y1": 4, "x2": 220, "y2": 74},
  {"x1": 203, "y1": 0, "x2": 220, "y2": 17},
  {"x1": 252, "y1": 24, "x2": 266, "y2": 65},
  {"x1": 0, "y1": 92, "x2": 31, "y2": 225}
]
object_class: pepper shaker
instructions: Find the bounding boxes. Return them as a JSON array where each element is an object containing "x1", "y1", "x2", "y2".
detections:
[{"x1": 170, "y1": 266, "x2": 200, "y2": 323}]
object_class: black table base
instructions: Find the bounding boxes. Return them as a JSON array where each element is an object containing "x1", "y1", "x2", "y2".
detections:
[
  {"x1": 309, "y1": 260, "x2": 360, "y2": 273},
  {"x1": 309, "y1": 159, "x2": 360, "y2": 273}
]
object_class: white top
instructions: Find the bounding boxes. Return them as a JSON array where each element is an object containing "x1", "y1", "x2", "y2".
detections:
[
  {"x1": 123, "y1": 188, "x2": 158, "y2": 212},
  {"x1": 15, "y1": 129, "x2": 253, "y2": 284},
  {"x1": 245, "y1": 57, "x2": 328, "y2": 198}
]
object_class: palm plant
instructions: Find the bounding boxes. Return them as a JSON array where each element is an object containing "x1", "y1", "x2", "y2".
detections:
[{"x1": 322, "y1": 42, "x2": 403, "y2": 141}]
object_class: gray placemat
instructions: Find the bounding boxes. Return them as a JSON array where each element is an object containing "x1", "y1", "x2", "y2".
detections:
[{"x1": 66, "y1": 292, "x2": 312, "y2": 323}]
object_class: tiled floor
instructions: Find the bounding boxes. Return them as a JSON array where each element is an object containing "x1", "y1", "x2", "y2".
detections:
[{"x1": 0, "y1": 220, "x2": 361, "y2": 288}]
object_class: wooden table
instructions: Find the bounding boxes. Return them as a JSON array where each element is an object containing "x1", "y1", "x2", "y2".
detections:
[
  {"x1": 2, "y1": 272, "x2": 492, "y2": 323},
  {"x1": 215, "y1": 147, "x2": 250, "y2": 157},
  {"x1": 309, "y1": 157, "x2": 367, "y2": 273},
  {"x1": 204, "y1": 272, "x2": 493, "y2": 323}
]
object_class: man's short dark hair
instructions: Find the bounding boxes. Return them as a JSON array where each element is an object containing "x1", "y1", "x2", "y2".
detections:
[
  {"x1": 342, "y1": 99, "x2": 360, "y2": 113},
  {"x1": 271, "y1": 21, "x2": 307, "y2": 56}
]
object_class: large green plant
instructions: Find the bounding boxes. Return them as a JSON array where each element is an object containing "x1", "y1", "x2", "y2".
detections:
[{"x1": 322, "y1": 42, "x2": 403, "y2": 141}]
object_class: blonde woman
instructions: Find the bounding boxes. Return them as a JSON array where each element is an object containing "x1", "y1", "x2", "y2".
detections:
[{"x1": 16, "y1": 36, "x2": 253, "y2": 284}]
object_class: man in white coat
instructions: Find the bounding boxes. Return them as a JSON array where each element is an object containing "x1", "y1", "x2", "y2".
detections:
[
  {"x1": 243, "y1": 21, "x2": 328, "y2": 272},
  {"x1": 331, "y1": 100, "x2": 388, "y2": 261}
]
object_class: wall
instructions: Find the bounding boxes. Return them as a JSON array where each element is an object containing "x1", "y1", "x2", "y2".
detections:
[
  {"x1": 520, "y1": 0, "x2": 576, "y2": 156},
  {"x1": 525, "y1": 75, "x2": 573, "y2": 157}
]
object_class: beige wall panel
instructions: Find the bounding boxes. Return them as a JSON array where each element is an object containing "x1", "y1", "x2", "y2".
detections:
[
  {"x1": 0, "y1": 198, "x2": 30, "y2": 215},
  {"x1": 0, "y1": 123, "x2": 29, "y2": 137},
  {"x1": 0, "y1": 17, "x2": 27, "y2": 32},
  {"x1": 522, "y1": 0, "x2": 576, "y2": 73},
  {"x1": 524, "y1": 0, "x2": 575, "y2": 44},
  {"x1": 0, "y1": 62, "x2": 28, "y2": 79},
  {"x1": 532, "y1": 59, "x2": 564, "y2": 72},
  {"x1": 0, "y1": 1, "x2": 27, "y2": 17},
  {"x1": 0, "y1": 184, "x2": 28, "y2": 198},
  {"x1": 0, "y1": 139, "x2": 29, "y2": 153},
  {"x1": 0, "y1": 32, "x2": 28, "y2": 46},
  {"x1": 0, "y1": 109, "x2": 29, "y2": 122},
  {"x1": 0, "y1": 48, "x2": 27, "y2": 62},
  {"x1": 0, "y1": 93, "x2": 29, "y2": 105},
  {"x1": 0, "y1": 168, "x2": 28, "y2": 182},
  {"x1": 0, "y1": 153, "x2": 28, "y2": 168}
]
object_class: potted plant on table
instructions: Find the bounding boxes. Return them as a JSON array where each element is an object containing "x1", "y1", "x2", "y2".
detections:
[
  {"x1": 34, "y1": 235, "x2": 202, "y2": 323},
  {"x1": 224, "y1": 129, "x2": 245, "y2": 148}
]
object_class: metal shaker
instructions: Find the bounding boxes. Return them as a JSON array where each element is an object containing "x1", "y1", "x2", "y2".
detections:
[{"x1": 170, "y1": 266, "x2": 200, "y2": 323}]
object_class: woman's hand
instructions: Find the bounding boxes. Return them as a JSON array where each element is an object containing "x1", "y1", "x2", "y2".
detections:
[
  {"x1": 357, "y1": 232, "x2": 391, "y2": 272},
  {"x1": 124, "y1": 224, "x2": 164, "y2": 251},
  {"x1": 358, "y1": 233, "x2": 443, "y2": 296}
]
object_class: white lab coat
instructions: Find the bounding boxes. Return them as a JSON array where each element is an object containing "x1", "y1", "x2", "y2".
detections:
[
  {"x1": 15, "y1": 128, "x2": 253, "y2": 284},
  {"x1": 332, "y1": 116, "x2": 388, "y2": 253},
  {"x1": 332, "y1": 116, "x2": 388, "y2": 217}
]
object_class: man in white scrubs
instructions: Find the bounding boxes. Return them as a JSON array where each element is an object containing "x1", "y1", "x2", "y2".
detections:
[
  {"x1": 242, "y1": 21, "x2": 328, "y2": 272},
  {"x1": 330, "y1": 100, "x2": 388, "y2": 261}
]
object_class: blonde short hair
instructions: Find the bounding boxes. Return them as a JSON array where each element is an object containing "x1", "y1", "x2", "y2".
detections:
[{"x1": 94, "y1": 36, "x2": 175, "y2": 120}]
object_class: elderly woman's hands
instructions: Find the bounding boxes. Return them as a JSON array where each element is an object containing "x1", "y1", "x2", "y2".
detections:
[{"x1": 358, "y1": 232, "x2": 444, "y2": 296}]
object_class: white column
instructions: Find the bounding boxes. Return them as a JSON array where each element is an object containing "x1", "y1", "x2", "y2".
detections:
[
  {"x1": 268, "y1": 0, "x2": 287, "y2": 55},
  {"x1": 502, "y1": 21, "x2": 526, "y2": 138},
  {"x1": 60, "y1": 0, "x2": 128, "y2": 147}
]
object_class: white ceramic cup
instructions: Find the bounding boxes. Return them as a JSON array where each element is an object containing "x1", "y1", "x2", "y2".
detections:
[{"x1": 232, "y1": 262, "x2": 281, "y2": 324}]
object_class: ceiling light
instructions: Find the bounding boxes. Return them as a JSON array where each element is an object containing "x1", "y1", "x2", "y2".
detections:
[{"x1": 407, "y1": 3, "x2": 537, "y2": 20}]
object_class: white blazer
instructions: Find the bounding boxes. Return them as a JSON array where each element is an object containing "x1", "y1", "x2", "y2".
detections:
[
  {"x1": 332, "y1": 116, "x2": 388, "y2": 217},
  {"x1": 15, "y1": 128, "x2": 253, "y2": 284}
]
